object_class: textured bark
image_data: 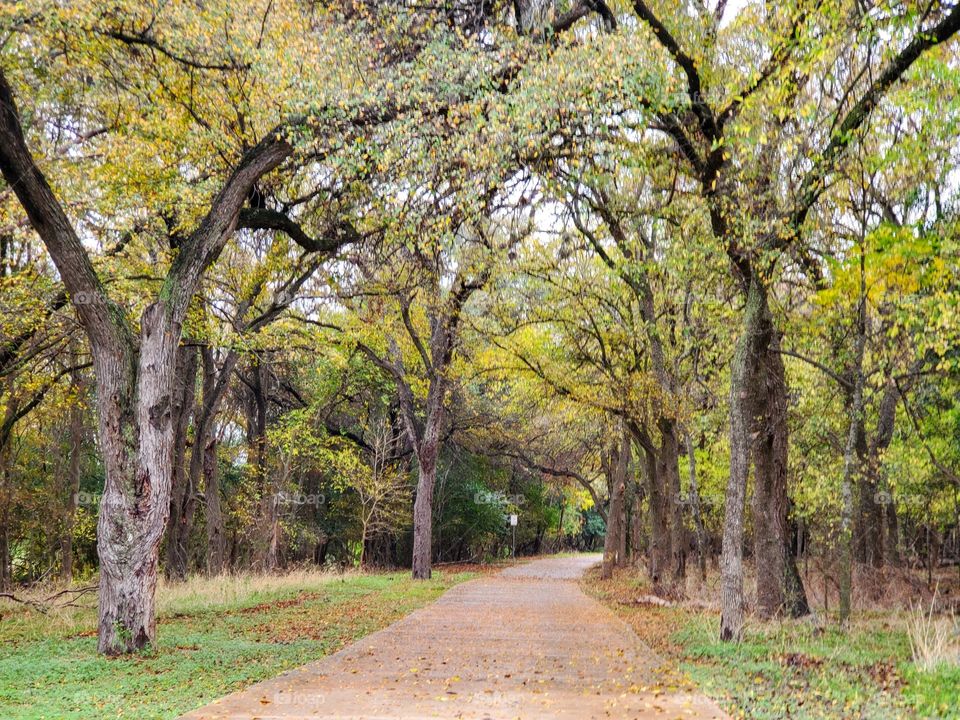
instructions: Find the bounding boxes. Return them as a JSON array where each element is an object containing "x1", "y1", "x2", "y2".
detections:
[
  {"x1": 720, "y1": 277, "x2": 764, "y2": 641},
  {"x1": 640, "y1": 441, "x2": 672, "y2": 589},
  {"x1": 752, "y1": 313, "x2": 808, "y2": 619},
  {"x1": 411, "y1": 442, "x2": 439, "y2": 580},
  {"x1": 95, "y1": 302, "x2": 180, "y2": 655}
]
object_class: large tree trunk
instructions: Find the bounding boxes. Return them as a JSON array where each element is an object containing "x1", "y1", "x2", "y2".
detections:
[
  {"x1": 657, "y1": 418, "x2": 685, "y2": 589},
  {"x1": 165, "y1": 346, "x2": 198, "y2": 580},
  {"x1": 751, "y1": 316, "x2": 808, "y2": 619},
  {"x1": 411, "y1": 437, "x2": 439, "y2": 580},
  {"x1": 641, "y1": 441, "x2": 672, "y2": 590},
  {"x1": 96, "y1": 304, "x2": 180, "y2": 655},
  {"x1": 720, "y1": 277, "x2": 764, "y2": 641}
]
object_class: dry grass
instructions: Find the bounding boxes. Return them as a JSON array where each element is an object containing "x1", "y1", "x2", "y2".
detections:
[
  {"x1": 156, "y1": 567, "x2": 358, "y2": 616},
  {"x1": 907, "y1": 591, "x2": 960, "y2": 672},
  {"x1": 1, "y1": 567, "x2": 373, "y2": 640}
]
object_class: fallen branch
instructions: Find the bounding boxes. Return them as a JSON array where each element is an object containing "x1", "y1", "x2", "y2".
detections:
[{"x1": 0, "y1": 584, "x2": 97, "y2": 613}]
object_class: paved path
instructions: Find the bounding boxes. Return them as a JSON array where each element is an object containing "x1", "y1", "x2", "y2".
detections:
[{"x1": 180, "y1": 555, "x2": 728, "y2": 719}]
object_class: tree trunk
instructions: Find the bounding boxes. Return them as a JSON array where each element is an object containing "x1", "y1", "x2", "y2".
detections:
[
  {"x1": 411, "y1": 440, "x2": 439, "y2": 580},
  {"x1": 165, "y1": 346, "x2": 198, "y2": 580},
  {"x1": 61, "y1": 394, "x2": 84, "y2": 582},
  {"x1": 720, "y1": 277, "x2": 763, "y2": 641},
  {"x1": 0, "y1": 69, "x2": 292, "y2": 654},
  {"x1": 403, "y1": 329, "x2": 452, "y2": 581},
  {"x1": 203, "y1": 432, "x2": 224, "y2": 574},
  {"x1": 657, "y1": 418, "x2": 685, "y2": 589},
  {"x1": 642, "y1": 442, "x2": 672, "y2": 590},
  {"x1": 601, "y1": 433, "x2": 629, "y2": 579},
  {"x1": 96, "y1": 304, "x2": 180, "y2": 655},
  {"x1": 751, "y1": 315, "x2": 808, "y2": 619},
  {"x1": 246, "y1": 358, "x2": 276, "y2": 571},
  {"x1": 839, "y1": 251, "x2": 867, "y2": 625},
  {"x1": 685, "y1": 430, "x2": 709, "y2": 582}
]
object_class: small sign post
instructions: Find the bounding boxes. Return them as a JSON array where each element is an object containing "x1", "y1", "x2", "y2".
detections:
[{"x1": 509, "y1": 514, "x2": 518, "y2": 557}]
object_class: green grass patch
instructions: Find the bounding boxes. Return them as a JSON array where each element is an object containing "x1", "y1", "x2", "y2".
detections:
[
  {"x1": 0, "y1": 569, "x2": 477, "y2": 719},
  {"x1": 584, "y1": 569, "x2": 960, "y2": 719}
]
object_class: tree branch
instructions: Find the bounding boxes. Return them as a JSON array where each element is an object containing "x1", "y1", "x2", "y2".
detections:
[
  {"x1": 237, "y1": 207, "x2": 361, "y2": 254},
  {"x1": 789, "y1": 3, "x2": 960, "y2": 237},
  {"x1": 631, "y1": 1, "x2": 719, "y2": 141}
]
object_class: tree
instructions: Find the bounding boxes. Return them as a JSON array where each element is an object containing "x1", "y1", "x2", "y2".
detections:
[{"x1": 355, "y1": 416, "x2": 411, "y2": 568}]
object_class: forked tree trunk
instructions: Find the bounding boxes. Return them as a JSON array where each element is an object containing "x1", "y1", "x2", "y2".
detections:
[{"x1": 0, "y1": 69, "x2": 294, "y2": 653}]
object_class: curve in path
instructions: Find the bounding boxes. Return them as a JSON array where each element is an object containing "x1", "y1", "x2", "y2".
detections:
[{"x1": 180, "y1": 555, "x2": 729, "y2": 719}]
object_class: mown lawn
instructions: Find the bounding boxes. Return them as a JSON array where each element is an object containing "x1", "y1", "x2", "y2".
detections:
[
  {"x1": 585, "y1": 568, "x2": 960, "y2": 719},
  {"x1": 0, "y1": 568, "x2": 479, "y2": 719}
]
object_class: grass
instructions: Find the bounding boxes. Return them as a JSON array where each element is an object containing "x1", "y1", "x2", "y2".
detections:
[
  {"x1": 0, "y1": 567, "x2": 481, "y2": 719},
  {"x1": 584, "y1": 567, "x2": 960, "y2": 720}
]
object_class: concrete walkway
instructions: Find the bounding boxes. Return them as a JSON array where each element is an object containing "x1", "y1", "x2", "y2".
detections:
[{"x1": 180, "y1": 555, "x2": 728, "y2": 719}]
